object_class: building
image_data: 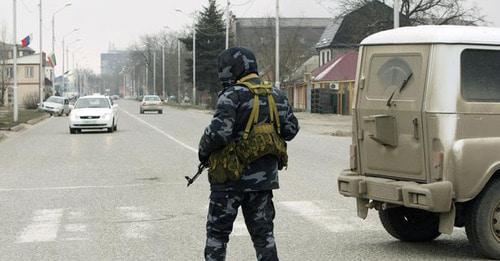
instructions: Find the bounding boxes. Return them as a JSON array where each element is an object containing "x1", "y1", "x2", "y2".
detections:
[
  {"x1": 231, "y1": 17, "x2": 331, "y2": 82},
  {"x1": 100, "y1": 50, "x2": 128, "y2": 76},
  {"x1": 316, "y1": 0, "x2": 410, "y2": 67},
  {"x1": 282, "y1": 55, "x2": 319, "y2": 111},
  {"x1": 2, "y1": 53, "x2": 54, "y2": 106},
  {"x1": 310, "y1": 51, "x2": 358, "y2": 115}
]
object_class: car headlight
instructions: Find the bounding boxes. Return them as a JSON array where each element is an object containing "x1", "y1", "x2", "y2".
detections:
[
  {"x1": 102, "y1": 113, "x2": 111, "y2": 119},
  {"x1": 70, "y1": 113, "x2": 79, "y2": 120}
]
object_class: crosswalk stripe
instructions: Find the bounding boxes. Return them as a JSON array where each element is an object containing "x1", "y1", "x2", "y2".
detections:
[
  {"x1": 279, "y1": 201, "x2": 382, "y2": 233},
  {"x1": 117, "y1": 206, "x2": 153, "y2": 239},
  {"x1": 17, "y1": 209, "x2": 64, "y2": 243}
]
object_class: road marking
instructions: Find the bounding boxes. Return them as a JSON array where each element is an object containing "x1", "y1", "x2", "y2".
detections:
[
  {"x1": 120, "y1": 108, "x2": 198, "y2": 153},
  {"x1": 279, "y1": 201, "x2": 382, "y2": 233},
  {"x1": 0, "y1": 182, "x2": 181, "y2": 192},
  {"x1": 118, "y1": 206, "x2": 153, "y2": 239},
  {"x1": 17, "y1": 209, "x2": 63, "y2": 243}
]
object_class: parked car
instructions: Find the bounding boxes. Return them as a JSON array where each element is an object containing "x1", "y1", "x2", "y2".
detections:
[
  {"x1": 140, "y1": 95, "x2": 163, "y2": 114},
  {"x1": 69, "y1": 95, "x2": 118, "y2": 134},
  {"x1": 41, "y1": 96, "x2": 71, "y2": 116},
  {"x1": 337, "y1": 25, "x2": 500, "y2": 259}
]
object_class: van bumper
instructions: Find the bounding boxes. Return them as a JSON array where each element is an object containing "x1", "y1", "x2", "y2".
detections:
[{"x1": 338, "y1": 170, "x2": 453, "y2": 213}]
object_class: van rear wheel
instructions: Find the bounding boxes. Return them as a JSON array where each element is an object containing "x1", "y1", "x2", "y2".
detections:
[
  {"x1": 466, "y1": 178, "x2": 500, "y2": 259},
  {"x1": 379, "y1": 206, "x2": 441, "y2": 242}
]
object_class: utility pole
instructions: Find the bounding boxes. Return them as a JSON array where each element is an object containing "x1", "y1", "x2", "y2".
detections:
[
  {"x1": 12, "y1": 0, "x2": 18, "y2": 122},
  {"x1": 394, "y1": 0, "x2": 400, "y2": 28},
  {"x1": 153, "y1": 51, "x2": 156, "y2": 95},
  {"x1": 39, "y1": 0, "x2": 44, "y2": 104},
  {"x1": 275, "y1": 0, "x2": 280, "y2": 89},
  {"x1": 62, "y1": 38, "x2": 65, "y2": 94},
  {"x1": 192, "y1": 13, "x2": 197, "y2": 105},
  {"x1": 177, "y1": 38, "x2": 181, "y2": 103},
  {"x1": 162, "y1": 44, "x2": 165, "y2": 98},
  {"x1": 145, "y1": 63, "x2": 148, "y2": 95},
  {"x1": 226, "y1": 0, "x2": 230, "y2": 49}
]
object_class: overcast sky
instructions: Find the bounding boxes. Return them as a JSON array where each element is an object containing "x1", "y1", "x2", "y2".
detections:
[{"x1": 0, "y1": 0, "x2": 498, "y2": 73}]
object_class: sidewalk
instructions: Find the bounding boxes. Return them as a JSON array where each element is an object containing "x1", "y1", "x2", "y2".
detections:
[
  {"x1": 164, "y1": 103, "x2": 352, "y2": 136},
  {"x1": 294, "y1": 112, "x2": 352, "y2": 136}
]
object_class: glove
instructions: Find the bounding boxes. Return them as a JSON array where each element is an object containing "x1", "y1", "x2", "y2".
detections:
[{"x1": 198, "y1": 151, "x2": 210, "y2": 166}]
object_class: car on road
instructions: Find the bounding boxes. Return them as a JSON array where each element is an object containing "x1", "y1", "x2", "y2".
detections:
[
  {"x1": 69, "y1": 95, "x2": 118, "y2": 134},
  {"x1": 41, "y1": 96, "x2": 71, "y2": 116},
  {"x1": 140, "y1": 95, "x2": 163, "y2": 114},
  {"x1": 337, "y1": 25, "x2": 500, "y2": 259}
]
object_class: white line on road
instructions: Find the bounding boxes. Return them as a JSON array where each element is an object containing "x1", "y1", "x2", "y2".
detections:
[
  {"x1": 279, "y1": 201, "x2": 382, "y2": 233},
  {"x1": 120, "y1": 108, "x2": 198, "y2": 154},
  {"x1": 118, "y1": 206, "x2": 153, "y2": 239},
  {"x1": 17, "y1": 208, "x2": 64, "y2": 243},
  {"x1": 0, "y1": 182, "x2": 181, "y2": 192}
]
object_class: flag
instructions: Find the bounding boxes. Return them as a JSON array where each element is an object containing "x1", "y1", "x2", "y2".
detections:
[
  {"x1": 48, "y1": 53, "x2": 57, "y2": 67},
  {"x1": 21, "y1": 35, "x2": 31, "y2": 48}
]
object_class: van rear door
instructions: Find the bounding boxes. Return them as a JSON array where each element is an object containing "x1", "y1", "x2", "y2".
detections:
[{"x1": 357, "y1": 45, "x2": 429, "y2": 181}]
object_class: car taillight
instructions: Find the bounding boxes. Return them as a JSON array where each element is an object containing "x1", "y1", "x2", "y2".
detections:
[
  {"x1": 350, "y1": 144, "x2": 358, "y2": 170},
  {"x1": 433, "y1": 151, "x2": 444, "y2": 170}
]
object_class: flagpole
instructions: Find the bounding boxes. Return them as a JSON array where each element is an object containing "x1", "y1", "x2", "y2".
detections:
[
  {"x1": 13, "y1": 0, "x2": 18, "y2": 122},
  {"x1": 39, "y1": 0, "x2": 44, "y2": 104}
]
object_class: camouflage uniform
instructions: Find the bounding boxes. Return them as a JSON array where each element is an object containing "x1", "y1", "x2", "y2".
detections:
[{"x1": 199, "y1": 47, "x2": 299, "y2": 261}]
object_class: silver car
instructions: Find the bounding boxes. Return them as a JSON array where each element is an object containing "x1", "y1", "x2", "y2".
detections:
[
  {"x1": 41, "y1": 96, "x2": 71, "y2": 116},
  {"x1": 140, "y1": 95, "x2": 163, "y2": 114}
]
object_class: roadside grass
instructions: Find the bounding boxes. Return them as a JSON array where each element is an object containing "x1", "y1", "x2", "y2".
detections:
[{"x1": 0, "y1": 109, "x2": 46, "y2": 129}]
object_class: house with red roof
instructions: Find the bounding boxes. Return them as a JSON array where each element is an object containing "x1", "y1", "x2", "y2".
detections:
[{"x1": 310, "y1": 51, "x2": 358, "y2": 114}]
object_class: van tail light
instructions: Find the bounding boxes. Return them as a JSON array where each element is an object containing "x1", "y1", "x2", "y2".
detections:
[
  {"x1": 431, "y1": 151, "x2": 444, "y2": 180},
  {"x1": 350, "y1": 144, "x2": 358, "y2": 170},
  {"x1": 433, "y1": 152, "x2": 444, "y2": 169}
]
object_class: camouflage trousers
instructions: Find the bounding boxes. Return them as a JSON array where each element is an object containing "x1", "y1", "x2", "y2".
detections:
[{"x1": 205, "y1": 190, "x2": 278, "y2": 261}]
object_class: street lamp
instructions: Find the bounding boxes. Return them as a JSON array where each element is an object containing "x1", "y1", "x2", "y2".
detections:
[
  {"x1": 50, "y1": 2, "x2": 71, "y2": 97},
  {"x1": 61, "y1": 29, "x2": 79, "y2": 94},
  {"x1": 176, "y1": 9, "x2": 197, "y2": 105},
  {"x1": 51, "y1": 2, "x2": 71, "y2": 55}
]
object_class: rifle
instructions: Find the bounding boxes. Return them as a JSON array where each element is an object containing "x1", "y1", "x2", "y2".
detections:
[{"x1": 185, "y1": 163, "x2": 207, "y2": 187}]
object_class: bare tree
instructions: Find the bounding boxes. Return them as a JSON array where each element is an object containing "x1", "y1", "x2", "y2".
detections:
[{"x1": 319, "y1": 0, "x2": 485, "y2": 25}]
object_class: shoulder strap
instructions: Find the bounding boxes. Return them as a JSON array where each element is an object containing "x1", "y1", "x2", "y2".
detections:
[{"x1": 239, "y1": 81, "x2": 281, "y2": 139}]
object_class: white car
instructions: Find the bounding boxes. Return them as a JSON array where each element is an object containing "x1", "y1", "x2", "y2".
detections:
[
  {"x1": 69, "y1": 95, "x2": 118, "y2": 134},
  {"x1": 140, "y1": 95, "x2": 163, "y2": 114},
  {"x1": 41, "y1": 96, "x2": 71, "y2": 116}
]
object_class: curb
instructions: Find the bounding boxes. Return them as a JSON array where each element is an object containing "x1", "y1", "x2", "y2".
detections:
[
  {"x1": 10, "y1": 123, "x2": 27, "y2": 132},
  {"x1": 331, "y1": 130, "x2": 352, "y2": 137},
  {"x1": 27, "y1": 114, "x2": 50, "y2": 125}
]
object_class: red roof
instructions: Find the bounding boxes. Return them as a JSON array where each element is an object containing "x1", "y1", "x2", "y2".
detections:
[{"x1": 312, "y1": 51, "x2": 358, "y2": 82}]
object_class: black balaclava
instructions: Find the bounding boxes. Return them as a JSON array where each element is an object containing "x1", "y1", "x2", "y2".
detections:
[{"x1": 217, "y1": 47, "x2": 259, "y2": 88}]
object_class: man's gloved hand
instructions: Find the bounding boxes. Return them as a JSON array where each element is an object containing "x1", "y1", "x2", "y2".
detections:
[{"x1": 199, "y1": 151, "x2": 210, "y2": 167}]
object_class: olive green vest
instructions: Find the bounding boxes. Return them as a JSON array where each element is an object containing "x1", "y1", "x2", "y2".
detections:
[{"x1": 208, "y1": 79, "x2": 288, "y2": 184}]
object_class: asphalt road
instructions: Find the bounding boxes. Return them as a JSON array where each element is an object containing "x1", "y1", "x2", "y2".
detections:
[{"x1": 0, "y1": 99, "x2": 477, "y2": 260}]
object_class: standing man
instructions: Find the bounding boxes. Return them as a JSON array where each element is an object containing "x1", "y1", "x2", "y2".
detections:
[{"x1": 198, "y1": 47, "x2": 299, "y2": 261}]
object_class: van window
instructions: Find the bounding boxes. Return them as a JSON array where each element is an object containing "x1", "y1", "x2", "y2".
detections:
[
  {"x1": 462, "y1": 49, "x2": 500, "y2": 102},
  {"x1": 366, "y1": 54, "x2": 422, "y2": 100}
]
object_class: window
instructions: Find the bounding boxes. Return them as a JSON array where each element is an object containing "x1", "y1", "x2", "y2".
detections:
[
  {"x1": 6, "y1": 67, "x2": 13, "y2": 79},
  {"x1": 25, "y1": 66, "x2": 34, "y2": 78},
  {"x1": 366, "y1": 54, "x2": 422, "y2": 100},
  {"x1": 462, "y1": 49, "x2": 500, "y2": 102}
]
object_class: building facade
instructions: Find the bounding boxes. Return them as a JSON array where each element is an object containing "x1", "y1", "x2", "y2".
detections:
[{"x1": 2, "y1": 53, "x2": 53, "y2": 107}]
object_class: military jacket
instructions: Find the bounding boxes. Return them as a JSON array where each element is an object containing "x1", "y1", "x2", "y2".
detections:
[{"x1": 198, "y1": 78, "x2": 299, "y2": 192}]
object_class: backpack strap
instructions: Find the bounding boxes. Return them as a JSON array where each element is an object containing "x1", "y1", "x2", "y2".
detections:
[{"x1": 238, "y1": 80, "x2": 281, "y2": 139}]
